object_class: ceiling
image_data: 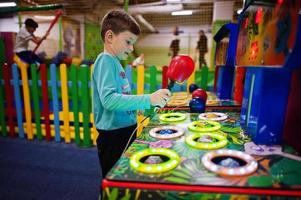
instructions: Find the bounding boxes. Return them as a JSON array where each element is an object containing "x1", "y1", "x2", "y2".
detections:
[{"x1": 18, "y1": 0, "x2": 244, "y2": 33}]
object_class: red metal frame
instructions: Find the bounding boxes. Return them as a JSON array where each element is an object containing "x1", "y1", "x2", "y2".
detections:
[{"x1": 103, "y1": 179, "x2": 301, "y2": 197}]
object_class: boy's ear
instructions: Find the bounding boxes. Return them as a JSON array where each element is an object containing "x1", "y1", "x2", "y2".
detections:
[{"x1": 105, "y1": 30, "x2": 114, "y2": 43}]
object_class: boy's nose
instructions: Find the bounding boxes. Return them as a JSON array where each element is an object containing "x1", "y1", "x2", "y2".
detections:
[{"x1": 128, "y1": 44, "x2": 134, "y2": 52}]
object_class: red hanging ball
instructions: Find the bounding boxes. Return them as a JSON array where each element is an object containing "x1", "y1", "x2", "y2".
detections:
[{"x1": 192, "y1": 88, "x2": 207, "y2": 102}]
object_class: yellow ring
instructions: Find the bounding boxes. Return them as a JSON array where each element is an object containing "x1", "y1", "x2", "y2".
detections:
[
  {"x1": 206, "y1": 100, "x2": 219, "y2": 106},
  {"x1": 130, "y1": 148, "x2": 180, "y2": 174},
  {"x1": 185, "y1": 132, "x2": 227, "y2": 150},
  {"x1": 167, "y1": 99, "x2": 187, "y2": 106},
  {"x1": 172, "y1": 92, "x2": 187, "y2": 96},
  {"x1": 188, "y1": 120, "x2": 221, "y2": 132},
  {"x1": 198, "y1": 112, "x2": 228, "y2": 121},
  {"x1": 159, "y1": 112, "x2": 187, "y2": 122}
]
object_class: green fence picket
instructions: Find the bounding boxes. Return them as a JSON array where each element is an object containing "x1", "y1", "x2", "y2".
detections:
[
  {"x1": 200, "y1": 66, "x2": 208, "y2": 90},
  {"x1": 70, "y1": 64, "x2": 80, "y2": 146},
  {"x1": 132, "y1": 67, "x2": 137, "y2": 94},
  {"x1": 30, "y1": 64, "x2": 42, "y2": 140},
  {"x1": 149, "y1": 66, "x2": 157, "y2": 93},
  {"x1": 80, "y1": 65, "x2": 91, "y2": 147}
]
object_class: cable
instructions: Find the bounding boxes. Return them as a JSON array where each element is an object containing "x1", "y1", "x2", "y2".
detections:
[
  {"x1": 121, "y1": 113, "x2": 153, "y2": 156},
  {"x1": 121, "y1": 106, "x2": 163, "y2": 156}
]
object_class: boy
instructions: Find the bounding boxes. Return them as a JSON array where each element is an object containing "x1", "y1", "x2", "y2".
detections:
[
  {"x1": 92, "y1": 10, "x2": 171, "y2": 179},
  {"x1": 14, "y1": 18, "x2": 47, "y2": 66}
]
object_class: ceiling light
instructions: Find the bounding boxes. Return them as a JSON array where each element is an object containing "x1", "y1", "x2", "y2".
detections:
[
  {"x1": 166, "y1": 0, "x2": 182, "y2": 3},
  {"x1": 171, "y1": 10, "x2": 193, "y2": 16},
  {"x1": 0, "y1": 2, "x2": 16, "y2": 7},
  {"x1": 34, "y1": 15, "x2": 56, "y2": 20}
]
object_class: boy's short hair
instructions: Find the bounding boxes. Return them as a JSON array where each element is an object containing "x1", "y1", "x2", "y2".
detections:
[
  {"x1": 25, "y1": 18, "x2": 38, "y2": 28},
  {"x1": 100, "y1": 10, "x2": 141, "y2": 40}
]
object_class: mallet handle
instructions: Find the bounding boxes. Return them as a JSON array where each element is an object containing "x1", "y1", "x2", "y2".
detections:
[{"x1": 33, "y1": 10, "x2": 63, "y2": 53}]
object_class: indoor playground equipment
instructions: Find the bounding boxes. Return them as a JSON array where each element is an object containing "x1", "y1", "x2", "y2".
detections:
[{"x1": 0, "y1": 63, "x2": 95, "y2": 146}]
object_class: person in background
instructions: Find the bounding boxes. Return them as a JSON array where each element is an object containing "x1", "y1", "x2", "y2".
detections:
[
  {"x1": 14, "y1": 18, "x2": 48, "y2": 67},
  {"x1": 92, "y1": 10, "x2": 171, "y2": 190},
  {"x1": 195, "y1": 29, "x2": 208, "y2": 69},
  {"x1": 168, "y1": 26, "x2": 180, "y2": 58}
]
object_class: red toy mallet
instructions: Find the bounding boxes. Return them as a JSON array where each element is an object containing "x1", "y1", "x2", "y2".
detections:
[{"x1": 166, "y1": 55, "x2": 195, "y2": 90}]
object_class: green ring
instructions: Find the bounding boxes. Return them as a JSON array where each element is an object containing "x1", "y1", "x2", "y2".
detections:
[
  {"x1": 159, "y1": 112, "x2": 187, "y2": 122},
  {"x1": 130, "y1": 148, "x2": 180, "y2": 174},
  {"x1": 188, "y1": 120, "x2": 221, "y2": 132},
  {"x1": 185, "y1": 132, "x2": 228, "y2": 150}
]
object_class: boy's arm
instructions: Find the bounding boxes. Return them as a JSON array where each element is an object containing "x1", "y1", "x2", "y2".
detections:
[
  {"x1": 95, "y1": 59, "x2": 151, "y2": 111},
  {"x1": 30, "y1": 35, "x2": 47, "y2": 45}
]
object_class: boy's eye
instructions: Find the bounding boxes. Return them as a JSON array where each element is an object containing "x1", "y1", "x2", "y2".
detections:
[{"x1": 126, "y1": 40, "x2": 131, "y2": 45}]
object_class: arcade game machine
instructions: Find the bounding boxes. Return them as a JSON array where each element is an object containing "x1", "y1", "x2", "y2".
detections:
[
  {"x1": 101, "y1": 2, "x2": 301, "y2": 197},
  {"x1": 237, "y1": 0, "x2": 301, "y2": 151}
]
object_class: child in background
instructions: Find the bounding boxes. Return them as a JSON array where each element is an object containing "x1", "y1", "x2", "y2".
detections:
[
  {"x1": 92, "y1": 10, "x2": 171, "y2": 180},
  {"x1": 14, "y1": 18, "x2": 48, "y2": 66},
  {"x1": 168, "y1": 26, "x2": 180, "y2": 58},
  {"x1": 195, "y1": 29, "x2": 208, "y2": 68}
]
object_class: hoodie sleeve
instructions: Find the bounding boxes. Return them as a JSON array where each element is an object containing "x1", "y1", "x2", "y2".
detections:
[{"x1": 94, "y1": 55, "x2": 151, "y2": 111}]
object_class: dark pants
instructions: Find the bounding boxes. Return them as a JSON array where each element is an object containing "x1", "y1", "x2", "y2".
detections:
[
  {"x1": 199, "y1": 53, "x2": 206, "y2": 69},
  {"x1": 16, "y1": 51, "x2": 43, "y2": 78},
  {"x1": 16, "y1": 51, "x2": 43, "y2": 65},
  {"x1": 96, "y1": 124, "x2": 137, "y2": 178}
]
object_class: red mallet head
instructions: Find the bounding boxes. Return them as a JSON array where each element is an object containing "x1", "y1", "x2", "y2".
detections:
[
  {"x1": 192, "y1": 88, "x2": 207, "y2": 102},
  {"x1": 166, "y1": 55, "x2": 195, "y2": 83}
]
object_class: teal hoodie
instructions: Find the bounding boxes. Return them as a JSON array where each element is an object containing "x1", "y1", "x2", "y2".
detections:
[{"x1": 92, "y1": 52, "x2": 151, "y2": 130}]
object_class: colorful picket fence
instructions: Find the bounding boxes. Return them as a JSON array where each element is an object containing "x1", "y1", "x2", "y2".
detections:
[{"x1": 0, "y1": 62, "x2": 209, "y2": 147}]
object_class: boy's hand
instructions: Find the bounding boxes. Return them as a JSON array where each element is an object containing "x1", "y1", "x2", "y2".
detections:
[
  {"x1": 42, "y1": 32, "x2": 49, "y2": 40},
  {"x1": 150, "y1": 89, "x2": 171, "y2": 108},
  {"x1": 137, "y1": 110, "x2": 144, "y2": 116}
]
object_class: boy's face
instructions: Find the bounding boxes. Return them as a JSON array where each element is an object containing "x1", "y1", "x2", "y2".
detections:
[
  {"x1": 107, "y1": 30, "x2": 137, "y2": 60},
  {"x1": 27, "y1": 27, "x2": 36, "y2": 34}
]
